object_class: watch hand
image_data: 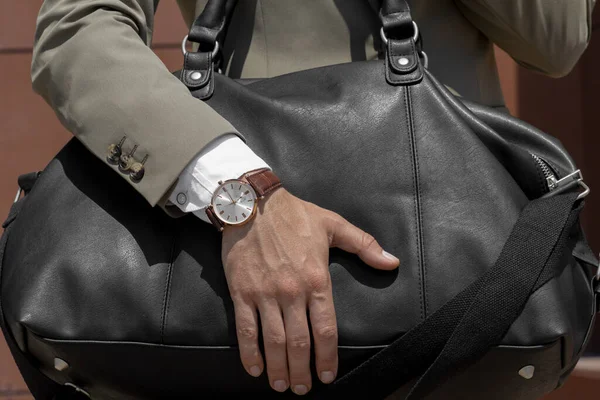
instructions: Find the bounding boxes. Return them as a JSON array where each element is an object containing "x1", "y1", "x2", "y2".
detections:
[{"x1": 225, "y1": 191, "x2": 236, "y2": 204}]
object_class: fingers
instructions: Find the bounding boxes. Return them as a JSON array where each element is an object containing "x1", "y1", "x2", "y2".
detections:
[
  {"x1": 282, "y1": 299, "x2": 312, "y2": 395},
  {"x1": 324, "y1": 212, "x2": 400, "y2": 270},
  {"x1": 233, "y1": 299, "x2": 264, "y2": 378},
  {"x1": 258, "y1": 300, "x2": 290, "y2": 393},
  {"x1": 309, "y1": 286, "x2": 339, "y2": 385}
]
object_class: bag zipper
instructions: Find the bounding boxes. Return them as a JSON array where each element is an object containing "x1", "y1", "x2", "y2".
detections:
[
  {"x1": 530, "y1": 153, "x2": 558, "y2": 192},
  {"x1": 530, "y1": 153, "x2": 589, "y2": 199}
]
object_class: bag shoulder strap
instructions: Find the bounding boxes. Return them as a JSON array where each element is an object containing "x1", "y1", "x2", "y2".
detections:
[{"x1": 323, "y1": 192, "x2": 587, "y2": 399}]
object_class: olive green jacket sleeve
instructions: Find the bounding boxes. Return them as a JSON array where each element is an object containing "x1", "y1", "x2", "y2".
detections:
[
  {"x1": 457, "y1": 0, "x2": 596, "y2": 77},
  {"x1": 31, "y1": 0, "x2": 243, "y2": 208}
]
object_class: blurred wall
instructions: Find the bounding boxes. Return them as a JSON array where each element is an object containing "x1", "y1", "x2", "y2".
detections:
[{"x1": 0, "y1": 1, "x2": 598, "y2": 399}]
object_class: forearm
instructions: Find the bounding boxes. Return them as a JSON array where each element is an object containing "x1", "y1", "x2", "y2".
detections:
[
  {"x1": 32, "y1": 0, "x2": 243, "y2": 206},
  {"x1": 456, "y1": 0, "x2": 596, "y2": 77}
]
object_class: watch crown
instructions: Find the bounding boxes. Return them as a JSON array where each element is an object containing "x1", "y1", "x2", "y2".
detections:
[{"x1": 218, "y1": 180, "x2": 223, "y2": 185}]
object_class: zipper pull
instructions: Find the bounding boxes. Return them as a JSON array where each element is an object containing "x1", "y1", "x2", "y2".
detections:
[{"x1": 542, "y1": 170, "x2": 589, "y2": 200}]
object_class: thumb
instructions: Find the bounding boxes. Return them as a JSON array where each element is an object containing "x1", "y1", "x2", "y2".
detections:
[{"x1": 325, "y1": 212, "x2": 400, "y2": 270}]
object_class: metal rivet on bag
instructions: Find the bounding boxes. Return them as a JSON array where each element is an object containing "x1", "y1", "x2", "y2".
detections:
[
  {"x1": 518, "y1": 365, "x2": 535, "y2": 380},
  {"x1": 190, "y1": 71, "x2": 202, "y2": 81},
  {"x1": 398, "y1": 57, "x2": 410, "y2": 66},
  {"x1": 54, "y1": 357, "x2": 69, "y2": 371},
  {"x1": 177, "y1": 193, "x2": 187, "y2": 205}
]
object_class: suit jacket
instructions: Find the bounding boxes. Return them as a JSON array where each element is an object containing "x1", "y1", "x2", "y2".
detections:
[{"x1": 31, "y1": 0, "x2": 595, "y2": 210}]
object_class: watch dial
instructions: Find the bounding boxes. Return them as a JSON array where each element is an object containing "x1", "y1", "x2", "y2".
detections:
[{"x1": 212, "y1": 181, "x2": 258, "y2": 225}]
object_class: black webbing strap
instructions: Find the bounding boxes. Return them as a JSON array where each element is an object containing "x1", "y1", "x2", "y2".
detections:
[
  {"x1": 0, "y1": 174, "x2": 88, "y2": 400},
  {"x1": 322, "y1": 192, "x2": 584, "y2": 399}
]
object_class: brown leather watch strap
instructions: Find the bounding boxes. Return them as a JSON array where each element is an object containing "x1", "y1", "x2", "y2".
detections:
[
  {"x1": 205, "y1": 206, "x2": 224, "y2": 231},
  {"x1": 239, "y1": 168, "x2": 282, "y2": 198}
]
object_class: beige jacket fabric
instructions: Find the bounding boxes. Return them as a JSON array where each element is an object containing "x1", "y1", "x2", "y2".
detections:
[{"x1": 31, "y1": 0, "x2": 596, "y2": 210}]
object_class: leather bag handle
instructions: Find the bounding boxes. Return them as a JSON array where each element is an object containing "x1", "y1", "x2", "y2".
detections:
[
  {"x1": 182, "y1": 0, "x2": 424, "y2": 90},
  {"x1": 186, "y1": 0, "x2": 418, "y2": 54},
  {"x1": 187, "y1": 0, "x2": 239, "y2": 53}
]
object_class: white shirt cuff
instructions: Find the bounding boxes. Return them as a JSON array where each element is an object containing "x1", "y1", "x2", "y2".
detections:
[{"x1": 168, "y1": 133, "x2": 271, "y2": 223}]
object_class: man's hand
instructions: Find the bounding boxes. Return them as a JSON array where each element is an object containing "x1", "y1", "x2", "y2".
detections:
[{"x1": 221, "y1": 188, "x2": 400, "y2": 395}]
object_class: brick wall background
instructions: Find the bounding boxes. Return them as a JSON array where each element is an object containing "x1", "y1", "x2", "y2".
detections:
[{"x1": 0, "y1": 1, "x2": 598, "y2": 398}]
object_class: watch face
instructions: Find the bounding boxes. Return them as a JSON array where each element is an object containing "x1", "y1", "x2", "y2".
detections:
[{"x1": 211, "y1": 180, "x2": 258, "y2": 225}]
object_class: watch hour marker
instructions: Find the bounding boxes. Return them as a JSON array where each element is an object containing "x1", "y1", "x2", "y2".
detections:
[
  {"x1": 239, "y1": 184, "x2": 242, "y2": 190},
  {"x1": 235, "y1": 216, "x2": 238, "y2": 221},
  {"x1": 219, "y1": 210, "x2": 224, "y2": 215},
  {"x1": 242, "y1": 213, "x2": 246, "y2": 218},
  {"x1": 227, "y1": 215, "x2": 230, "y2": 220},
  {"x1": 244, "y1": 190, "x2": 249, "y2": 195},
  {"x1": 245, "y1": 207, "x2": 252, "y2": 211}
]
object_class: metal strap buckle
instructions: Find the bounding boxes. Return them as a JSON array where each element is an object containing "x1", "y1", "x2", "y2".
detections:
[
  {"x1": 541, "y1": 169, "x2": 590, "y2": 201},
  {"x1": 379, "y1": 22, "x2": 428, "y2": 69},
  {"x1": 380, "y1": 21, "x2": 420, "y2": 45},
  {"x1": 181, "y1": 35, "x2": 220, "y2": 59}
]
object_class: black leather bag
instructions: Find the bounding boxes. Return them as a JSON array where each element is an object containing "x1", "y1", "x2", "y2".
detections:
[{"x1": 1, "y1": 0, "x2": 599, "y2": 399}]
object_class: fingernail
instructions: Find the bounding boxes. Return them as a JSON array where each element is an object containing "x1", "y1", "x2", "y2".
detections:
[
  {"x1": 249, "y1": 365, "x2": 261, "y2": 377},
  {"x1": 320, "y1": 370, "x2": 335, "y2": 383},
  {"x1": 382, "y1": 250, "x2": 399, "y2": 262},
  {"x1": 293, "y1": 385, "x2": 308, "y2": 395},
  {"x1": 273, "y1": 380, "x2": 288, "y2": 392}
]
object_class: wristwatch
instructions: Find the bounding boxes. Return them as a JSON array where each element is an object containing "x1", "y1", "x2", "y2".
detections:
[{"x1": 205, "y1": 168, "x2": 282, "y2": 231}]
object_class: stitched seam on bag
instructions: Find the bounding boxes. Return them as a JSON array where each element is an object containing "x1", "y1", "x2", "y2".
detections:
[
  {"x1": 404, "y1": 88, "x2": 426, "y2": 321},
  {"x1": 35, "y1": 333, "x2": 396, "y2": 350},
  {"x1": 404, "y1": 87, "x2": 426, "y2": 320},
  {"x1": 160, "y1": 238, "x2": 177, "y2": 344},
  {"x1": 389, "y1": 40, "x2": 417, "y2": 72}
]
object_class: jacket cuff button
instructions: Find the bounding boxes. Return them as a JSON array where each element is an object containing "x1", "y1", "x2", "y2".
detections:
[
  {"x1": 129, "y1": 154, "x2": 148, "y2": 183},
  {"x1": 106, "y1": 137, "x2": 126, "y2": 164},
  {"x1": 118, "y1": 145, "x2": 138, "y2": 172},
  {"x1": 106, "y1": 144, "x2": 121, "y2": 164},
  {"x1": 129, "y1": 163, "x2": 145, "y2": 183}
]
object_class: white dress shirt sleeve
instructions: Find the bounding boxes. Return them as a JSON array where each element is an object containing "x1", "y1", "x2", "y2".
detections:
[{"x1": 168, "y1": 133, "x2": 271, "y2": 223}]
